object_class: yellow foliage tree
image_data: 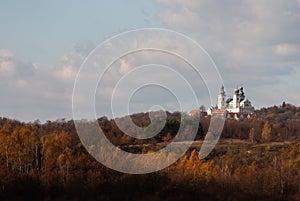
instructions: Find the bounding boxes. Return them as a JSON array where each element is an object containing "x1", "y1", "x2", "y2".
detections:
[{"x1": 262, "y1": 121, "x2": 272, "y2": 142}]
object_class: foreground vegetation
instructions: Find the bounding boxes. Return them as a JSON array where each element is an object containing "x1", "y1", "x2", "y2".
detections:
[{"x1": 1, "y1": 103, "x2": 300, "y2": 200}]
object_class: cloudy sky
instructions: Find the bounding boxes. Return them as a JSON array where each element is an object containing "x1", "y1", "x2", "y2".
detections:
[{"x1": 1, "y1": 0, "x2": 300, "y2": 122}]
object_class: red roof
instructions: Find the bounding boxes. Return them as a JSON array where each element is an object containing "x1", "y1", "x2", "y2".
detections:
[
  {"x1": 211, "y1": 108, "x2": 227, "y2": 114},
  {"x1": 189, "y1": 109, "x2": 199, "y2": 115}
]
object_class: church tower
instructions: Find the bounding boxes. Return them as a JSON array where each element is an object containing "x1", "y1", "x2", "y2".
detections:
[
  {"x1": 232, "y1": 88, "x2": 239, "y2": 108},
  {"x1": 217, "y1": 85, "x2": 226, "y2": 109}
]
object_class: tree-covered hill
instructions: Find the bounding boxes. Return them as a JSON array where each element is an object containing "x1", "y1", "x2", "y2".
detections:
[{"x1": 1, "y1": 103, "x2": 300, "y2": 200}]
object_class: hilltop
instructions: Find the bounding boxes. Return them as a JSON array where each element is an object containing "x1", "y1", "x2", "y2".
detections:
[{"x1": 1, "y1": 103, "x2": 300, "y2": 200}]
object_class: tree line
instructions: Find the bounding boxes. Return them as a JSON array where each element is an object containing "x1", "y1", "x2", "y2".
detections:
[{"x1": 1, "y1": 103, "x2": 300, "y2": 200}]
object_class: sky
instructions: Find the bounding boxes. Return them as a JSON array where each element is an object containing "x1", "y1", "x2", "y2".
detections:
[{"x1": 1, "y1": 0, "x2": 300, "y2": 122}]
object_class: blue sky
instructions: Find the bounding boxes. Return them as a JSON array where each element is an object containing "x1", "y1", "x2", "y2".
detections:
[
  {"x1": 0, "y1": 0, "x2": 161, "y2": 64},
  {"x1": 1, "y1": 0, "x2": 300, "y2": 122}
]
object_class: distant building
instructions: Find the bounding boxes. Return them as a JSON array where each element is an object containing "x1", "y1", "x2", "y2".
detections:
[
  {"x1": 207, "y1": 85, "x2": 254, "y2": 119},
  {"x1": 207, "y1": 108, "x2": 227, "y2": 115},
  {"x1": 189, "y1": 109, "x2": 200, "y2": 116},
  {"x1": 189, "y1": 109, "x2": 207, "y2": 117}
]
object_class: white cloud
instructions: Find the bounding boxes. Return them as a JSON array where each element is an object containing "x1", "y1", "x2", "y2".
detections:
[
  {"x1": 16, "y1": 79, "x2": 29, "y2": 88},
  {"x1": 0, "y1": 49, "x2": 14, "y2": 58},
  {"x1": 275, "y1": 43, "x2": 298, "y2": 55},
  {"x1": 118, "y1": 59, "x2": 132, "y2": 74},
  {"x1": 55, "y1": 51, "x2": 84, "y2": 81},
  {"x1": 0, "y1": 47, "x2": 88, "y2": 121},
  {"x1": 154, "y1": 0, "x2": 300, "y2": 106},
  {"x1": 0, "y1": 49, "x2": 16, "y2": 76},
  {"x1": 2, "y1": 1, "x2": 300, "y2": 121},
  {"x1": 56, "y1": 65, "x2": 78, "y2": 81}
]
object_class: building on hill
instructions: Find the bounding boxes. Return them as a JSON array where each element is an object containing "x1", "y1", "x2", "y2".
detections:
[
  {"x1": 189, "y1": 109, "x2": 207, "y2": 117},
  {"x1": 207, "y1": 85, "x2": 255, "y2": 119}
]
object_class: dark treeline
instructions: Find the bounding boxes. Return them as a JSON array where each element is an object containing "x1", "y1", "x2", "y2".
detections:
[
  {"x1": 101, "y1": 103, "x2": 300, "y2": 146},
  {"x1": 99, "y1": 111, "x2": 204, "y2": 148},
  {"x1": 1, "y1": 103, "x2": 300, "y2": 200}
]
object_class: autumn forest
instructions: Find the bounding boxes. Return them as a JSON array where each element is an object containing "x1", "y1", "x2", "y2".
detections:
[{"x1": 1, "y1": 103, "x2": 300, "y2": 200}]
